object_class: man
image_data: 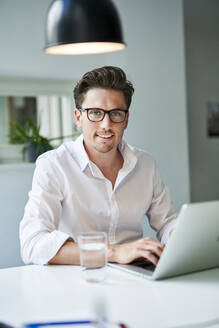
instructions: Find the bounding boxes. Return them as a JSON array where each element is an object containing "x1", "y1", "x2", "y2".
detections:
[{"x1": 20, "y1": 66, "x2": 177, "y2": 266}]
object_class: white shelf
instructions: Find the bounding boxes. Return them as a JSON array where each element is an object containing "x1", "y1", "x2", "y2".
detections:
[{"x1": 0, "y1": 162, "x2": 35, "y2": 170}]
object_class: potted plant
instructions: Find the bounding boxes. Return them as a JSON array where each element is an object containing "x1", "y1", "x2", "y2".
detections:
[{"x1": 10, "y1": 119, "x2": 77, "y2": 162}]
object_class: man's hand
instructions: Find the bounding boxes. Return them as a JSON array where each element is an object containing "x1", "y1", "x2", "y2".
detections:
[{"x1": 108, "y1": 237, "x2": 165, "y2": 266}]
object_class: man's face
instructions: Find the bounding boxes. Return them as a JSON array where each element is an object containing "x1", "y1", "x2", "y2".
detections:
[{"x1": 74, "y1": 88, "x2": 129, "y2": 156}]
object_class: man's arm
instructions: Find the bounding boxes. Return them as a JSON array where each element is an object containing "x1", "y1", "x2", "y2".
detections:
[
  {"x1": 49, "y1": 240, "x2": 80, "y2": 265},
  {"x1": 20, "y1": 156, "x2": 70, "y2": 265},
  {"x1": 147, "y1": 161, "x2": 177, "y2": 243},
  {"x1": 49, "y1": 237, "x2": 164, "y2": 266}
]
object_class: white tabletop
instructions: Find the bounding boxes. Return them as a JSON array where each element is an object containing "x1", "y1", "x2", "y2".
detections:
[{"x1": 0, "y1": 265, "x2": 219, "y2": 328}]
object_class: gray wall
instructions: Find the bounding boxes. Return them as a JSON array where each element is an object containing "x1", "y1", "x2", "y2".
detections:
[
  {"x1": 0, "y1": 164, "x2": 35, "y2": 268},
  {"x1": 0, "y1": 0, "x2": 190, "y2": 267},
  {"x1": 184, "y1": 0, "x2": 219, "y2": 202}
]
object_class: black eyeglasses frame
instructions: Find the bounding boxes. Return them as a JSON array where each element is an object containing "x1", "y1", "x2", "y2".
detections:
[{"x1": 78, "y1": 107, "x2": 129, "y2": 123}]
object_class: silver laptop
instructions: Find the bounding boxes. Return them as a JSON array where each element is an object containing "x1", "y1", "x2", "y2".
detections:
[{"x1": 108, "y1": 201, "x2": 219, "y2": 280}]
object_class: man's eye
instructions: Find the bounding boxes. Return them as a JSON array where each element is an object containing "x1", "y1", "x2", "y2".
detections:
[
  {"x1": 111, "y1": 111, "x2": 122, "y2": 117},
  {"x1": 90, "y1": 110, "x2": 102, "y2": 116}
]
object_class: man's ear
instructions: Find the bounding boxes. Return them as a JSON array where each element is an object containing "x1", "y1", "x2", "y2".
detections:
[{"x1": 74, "y1": 108, "x2": 82, "y2": 129}]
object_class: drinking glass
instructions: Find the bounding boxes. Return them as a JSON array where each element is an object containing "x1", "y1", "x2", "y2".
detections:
[{"x1": 78, "y1": 232, "x2": 107, "y2": 283}]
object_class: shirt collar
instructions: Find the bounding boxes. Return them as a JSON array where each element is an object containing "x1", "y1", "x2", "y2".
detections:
[
  {"x1": 72, "y1": 134, "x2": 90, "y2": 171},
  {"x1": 71, "y1": 134, "x2": 138, "y2": 173},
  {"x1": 118, "y1": 139, "x2": 138, "y2": 174}
]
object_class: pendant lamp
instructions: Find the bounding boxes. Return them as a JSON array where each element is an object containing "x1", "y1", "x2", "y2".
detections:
[{"x1": 44, "y1": 0, "x2": 126, "y2": 55}]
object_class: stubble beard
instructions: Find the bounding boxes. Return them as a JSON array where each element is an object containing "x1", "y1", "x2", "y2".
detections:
[
  {"x1": 93, "y1": 143, "x2": 114, "y2": 154},
  {"x1": 93, "y1": 130, "x2": 116, "y2": 154}
]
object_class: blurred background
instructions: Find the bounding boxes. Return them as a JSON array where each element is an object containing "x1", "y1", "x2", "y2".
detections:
[{"x1": 0, "y1": 0, "x2": 218, "y2": 268}]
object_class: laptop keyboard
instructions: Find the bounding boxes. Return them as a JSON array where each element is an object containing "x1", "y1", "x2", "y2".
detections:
[{"x1": 131, "y1": 260, "x2": 156, "y2": 272}]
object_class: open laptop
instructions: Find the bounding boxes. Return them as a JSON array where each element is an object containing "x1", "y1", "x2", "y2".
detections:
[{"x1": 108, "y1": 200, "x2": 219, "y2": 280}]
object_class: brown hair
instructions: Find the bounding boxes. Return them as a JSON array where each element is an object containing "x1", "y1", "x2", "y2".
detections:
[{"x1": 73, "y1": 66, "x2": 134, "y2": 109}]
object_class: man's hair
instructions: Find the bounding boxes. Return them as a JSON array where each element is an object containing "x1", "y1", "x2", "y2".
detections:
[{"x1": 73, "y1": 66, "x2": 134, "y2": 109}]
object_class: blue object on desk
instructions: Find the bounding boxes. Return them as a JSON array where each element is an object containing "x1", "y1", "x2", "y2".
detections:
[
  {"x1": 24, "y1": 321, "x2": 95, "y2": 328},
  {"x1": 23, "y1": 318, "x2": 126, "y2": 328}
]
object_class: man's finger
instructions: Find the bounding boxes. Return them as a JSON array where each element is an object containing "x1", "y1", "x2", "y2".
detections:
[
  {"x1": 138, "y1": 243, "x2": 163, "y2": 258},
  {"x1": 142, "y1": 237, "x2": 165, "y2": 248},
  {"x1": 139, "y1": 250, "x2": 159, "y2": 266}
]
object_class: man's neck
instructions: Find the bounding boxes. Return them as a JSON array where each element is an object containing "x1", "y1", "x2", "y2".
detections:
[
  {"x1": 83, "y1": 142, "x2": 124, "y2": 188},
  {"x1": 86, "y1": 145, "x2": 122, "y2": 171}
]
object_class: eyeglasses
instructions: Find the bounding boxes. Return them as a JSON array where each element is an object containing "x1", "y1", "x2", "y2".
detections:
[{"x1": 79, "y1": 108, "x2": 128, "y2": 123}]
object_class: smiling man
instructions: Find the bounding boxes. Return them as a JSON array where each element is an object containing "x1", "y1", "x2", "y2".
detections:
[{"x1": 20, "y1": 66, "x2": 177, "y2": 266}]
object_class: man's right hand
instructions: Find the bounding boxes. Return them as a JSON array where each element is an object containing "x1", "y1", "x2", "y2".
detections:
[{"x1": 108, "y1": 237, "x2": 165, "y2": 266}]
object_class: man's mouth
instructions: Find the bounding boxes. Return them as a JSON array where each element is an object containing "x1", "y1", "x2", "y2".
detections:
[{"x1": 96, "y1": 133, "x2": 114, "y2": 139}]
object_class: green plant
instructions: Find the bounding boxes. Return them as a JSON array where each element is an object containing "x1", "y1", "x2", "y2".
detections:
[{"x1": 10, "y1": 119, "x2": 74, "y2": 159}]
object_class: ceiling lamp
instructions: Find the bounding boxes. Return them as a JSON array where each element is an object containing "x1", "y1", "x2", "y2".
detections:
[{"x1": 44, "y1": 0, "x2": 126, "y2": 55}]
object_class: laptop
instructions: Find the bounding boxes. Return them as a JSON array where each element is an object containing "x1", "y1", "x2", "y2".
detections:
[{"x1": 108, "y1": 201, "x2": 219, "y2": 280}]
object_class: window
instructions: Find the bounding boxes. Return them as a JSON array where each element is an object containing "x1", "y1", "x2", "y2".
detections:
[{"x1": 0, "y1": 78, "x2": 79, "y2": 164}]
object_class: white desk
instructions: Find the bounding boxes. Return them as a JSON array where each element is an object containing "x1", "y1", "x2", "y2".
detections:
[{"x1": 0, "y1": 265, "x2": 219, "y2": 328}]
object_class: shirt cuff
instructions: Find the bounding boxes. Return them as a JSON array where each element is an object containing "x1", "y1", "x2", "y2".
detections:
[
  {"x1": 31, "y1": 230, "x2": 71, "y2": 265},
  {"x1": 160, "y1": 220, "x2": 176, "y2": 245}
]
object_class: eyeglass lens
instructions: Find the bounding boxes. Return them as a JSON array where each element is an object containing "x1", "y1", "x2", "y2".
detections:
[{"x1": 87, "y1": 109, "x2": 126, "y2": 123}]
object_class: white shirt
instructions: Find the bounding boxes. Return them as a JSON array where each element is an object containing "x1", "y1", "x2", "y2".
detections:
[{"x1": 20, "y1": 134, "x2": 177, "y2": 265}]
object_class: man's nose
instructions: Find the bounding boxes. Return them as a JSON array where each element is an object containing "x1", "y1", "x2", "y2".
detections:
[{"x1": 99, "y1": 112, "x2": 112, "y2": 128}]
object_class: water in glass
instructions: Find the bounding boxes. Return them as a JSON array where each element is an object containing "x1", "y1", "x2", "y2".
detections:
[{"x1": 78, "y1": 233, "x2": 107, "y2": 283}]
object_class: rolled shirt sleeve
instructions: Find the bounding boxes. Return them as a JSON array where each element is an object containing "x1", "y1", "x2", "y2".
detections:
[
  {"x1": 19, "y1": 155, "x2": 71, "y2": 265},
  {"x1": 147, "y1": 161, "x2": 177, "y2": 244}
]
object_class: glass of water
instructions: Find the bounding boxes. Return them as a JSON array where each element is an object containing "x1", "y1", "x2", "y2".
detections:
[{"x1": 78, "y1": 232, "x2": 108, "y2": 283}]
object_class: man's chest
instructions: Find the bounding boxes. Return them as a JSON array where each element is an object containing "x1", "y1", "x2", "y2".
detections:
[{"x1": 62, "y1": 167, "x2": 153, "y2": 221}]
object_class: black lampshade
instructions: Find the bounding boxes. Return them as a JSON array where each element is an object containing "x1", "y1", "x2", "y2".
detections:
[{"x1": 44, "y1": 0, "x2": 126, "y2": 55}]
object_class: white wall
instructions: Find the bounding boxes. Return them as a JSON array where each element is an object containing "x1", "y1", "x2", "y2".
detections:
[
  {"x1": 0, "y1": 0, "x2": 190, "y2": 267},
  {"x1": 184, "y1": 0, "x2": 219, "y2": 202}
]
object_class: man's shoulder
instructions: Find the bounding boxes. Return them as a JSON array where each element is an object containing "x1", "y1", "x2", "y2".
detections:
[
  {"x1": 124, "y1": 141, "x2": 155, "y2": 164},
  {"x1": 36, "y1": 138, "x2": 80, "y2": 167}
]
